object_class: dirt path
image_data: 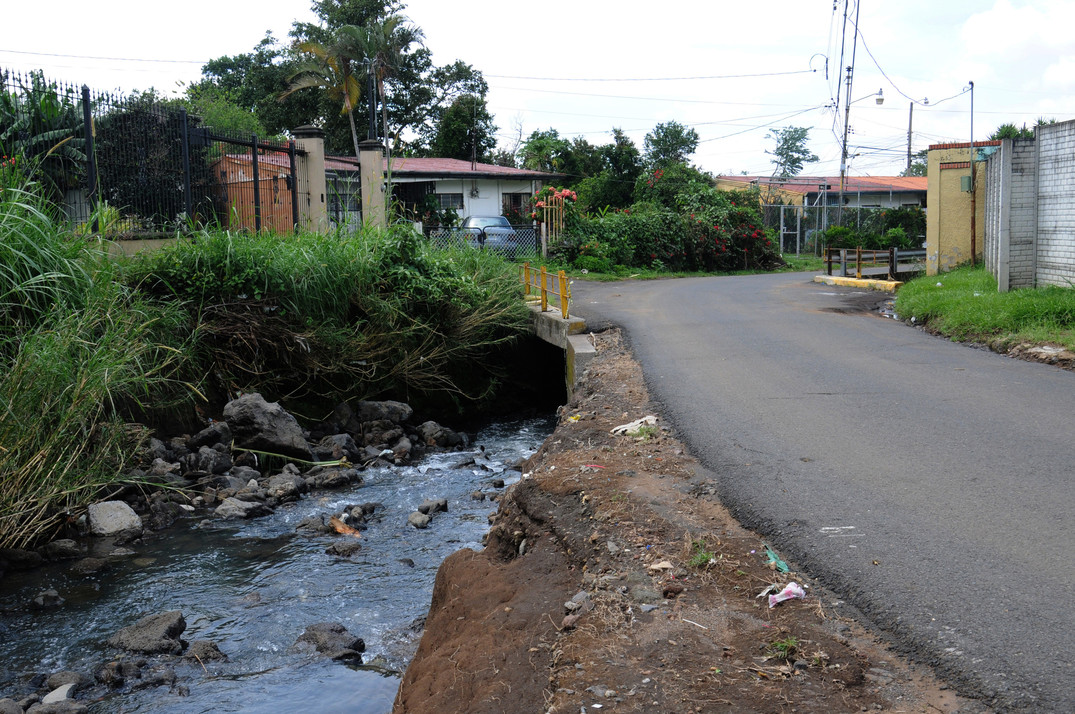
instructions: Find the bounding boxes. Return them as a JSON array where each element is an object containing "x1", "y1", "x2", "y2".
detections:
[{"x1": 394, "y1": 330, "x2": 984, "y2": 714}]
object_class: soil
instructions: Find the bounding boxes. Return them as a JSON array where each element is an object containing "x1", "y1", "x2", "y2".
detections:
[{"x1": 394, "y1": 329, "x2": 985, "y2": 714}]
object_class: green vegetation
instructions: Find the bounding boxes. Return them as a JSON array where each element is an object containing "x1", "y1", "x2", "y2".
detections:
[
  {"x1": 0, "y1": 167, "x2": 529, "y2": 549},
  {"x1": 688, "y1": 540, "x2": 716, "y2": 568},
  {"x1": 768, "y1": 636, "x2": 799, "y2": 661},
  {"x1": 0, "y1": 172, "x2": 190, "y2": 549},
  {"x1": 895, "y1": 265, "x2": 1075, "y2": 350},
  {"x1": 125, "y1": 225, "x2": 529, "y2": 404},
  {"x1": 820, "y1": 207, "x2": 926, "y2": 251}
]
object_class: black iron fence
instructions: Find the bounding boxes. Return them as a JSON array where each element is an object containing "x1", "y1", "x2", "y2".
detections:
[
  {"x1": 759, "y1": 204, "x2": 927, "y2": 255},
  {"x1": 1, "y1": 67, "x2": 305, "y2": 236}
]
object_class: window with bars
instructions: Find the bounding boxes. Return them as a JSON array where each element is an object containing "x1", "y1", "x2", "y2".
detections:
[{"x1": 436, "y1": 193, "x2": 464, "y2": 210}]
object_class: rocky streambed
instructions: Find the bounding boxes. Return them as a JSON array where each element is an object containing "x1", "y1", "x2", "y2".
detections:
[{"x1": 0, "y1": 394, "x2": 554, "y2": 713}]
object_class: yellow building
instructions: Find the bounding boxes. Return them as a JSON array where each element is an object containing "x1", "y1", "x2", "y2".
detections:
[{"x1": 925, "y1": 141, "x2": 1000, "y2": 275}]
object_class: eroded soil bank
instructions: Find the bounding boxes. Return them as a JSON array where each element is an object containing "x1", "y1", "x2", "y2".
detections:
[{"x1": 394, "y1": 329, "x2": 985, "y2": 714}]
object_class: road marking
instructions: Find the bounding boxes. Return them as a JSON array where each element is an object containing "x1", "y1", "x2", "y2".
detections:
[{"x1": 820, "y1": 526, "x2": 865, "y2": 538}]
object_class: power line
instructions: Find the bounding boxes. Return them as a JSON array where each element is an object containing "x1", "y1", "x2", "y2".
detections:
[
  {"x1": 0, "y1": 48, "x2": 205, "y2": 64},
  {"x1": 485, "y1": 69, "x2": 815, "y2": 82}
]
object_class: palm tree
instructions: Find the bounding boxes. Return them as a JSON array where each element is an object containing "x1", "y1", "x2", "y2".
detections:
[
  {"x1": 279, "y1": 25, "x2": 367, "y2": 158},
  {"x1": 360, "y1": 15, "x2": 424, "y2": 165}
]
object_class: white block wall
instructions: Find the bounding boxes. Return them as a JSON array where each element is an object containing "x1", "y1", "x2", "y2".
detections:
[{"x1": 1035, "y1": 121, "x2": 1075, "y2": 288}]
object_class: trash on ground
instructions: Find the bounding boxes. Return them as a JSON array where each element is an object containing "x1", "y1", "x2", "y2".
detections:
[
  {"x1": 648, "y1": 560, "x2": 674, "y2": 571},
  {"x1": 768, "y1": 582, "x2": 806, "y2": 608},
  {"x1": 763, "y1": 545, "x2": 790, "y2": 573},
  {"x1": 610, "y1": 415, "x2": 658, "y2": 436}
]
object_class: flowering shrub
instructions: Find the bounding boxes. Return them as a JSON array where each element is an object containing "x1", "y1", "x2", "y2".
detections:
[
  {"x1": 556, "y1": 185, "x2": 782, "y2": 273},
  {"x1": 529, "y1": 185, "x2": 578, "y2": 221}
]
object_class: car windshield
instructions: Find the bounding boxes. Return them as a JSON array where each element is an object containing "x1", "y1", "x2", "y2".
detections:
[{"x1": 464, "y1": 216, "x2": 510, "y2": 229}]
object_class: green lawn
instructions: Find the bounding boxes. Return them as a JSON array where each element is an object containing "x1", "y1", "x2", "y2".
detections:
[{"x1": 895, "y1": 265, "x2": 1075, "y2": 351}]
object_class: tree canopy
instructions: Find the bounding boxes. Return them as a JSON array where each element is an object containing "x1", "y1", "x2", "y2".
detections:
[
  {"x1": 643, "y1": 121, "x2": 699, "y2": 168},
  {"x1": 191, "y1": 0, "x2": 487, "y2": 157},
  {"x1": 765, "y1": 126, "x2": 818, "y2": 178}
]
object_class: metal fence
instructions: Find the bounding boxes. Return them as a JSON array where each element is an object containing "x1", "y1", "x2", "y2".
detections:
[
  {"x1": 425, "y1": 225, "x2": 540, "y2": 261},
  {"x1": 1, "y1": 67, "x2": 305, "y2": 236},
  {"x1": 759, "y1": 203, "x2": 927, "y2": 255}
]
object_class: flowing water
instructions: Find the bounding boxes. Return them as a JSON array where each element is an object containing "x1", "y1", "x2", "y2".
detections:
[{"x1": 0, "y1": 416, "x2": 555, "y2": 713}]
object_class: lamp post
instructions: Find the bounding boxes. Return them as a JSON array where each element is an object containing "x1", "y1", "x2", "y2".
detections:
[
  {"x1": 838, "y1": 84, "x2": 885, "y2": 223},
  {"x1": 969, "y1": 80, "x2": 976, "y2": 266}
]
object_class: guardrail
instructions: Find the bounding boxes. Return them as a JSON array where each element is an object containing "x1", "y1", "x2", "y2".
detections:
[
  {"x1": 825, "y1": 248, "x2": 926, "y2": 280},
  {"x1": 521, "y1": 263, "x2": 570, "y2": 319}
]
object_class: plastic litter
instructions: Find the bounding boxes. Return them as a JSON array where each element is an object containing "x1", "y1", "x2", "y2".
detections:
[
  {"x1": 610, "y1": 415, "x2": 658, "y2": 436},
  {"x1": 763, "y1": 545, "x2": 790, "y2": 573},
  {"x1": 768, "y1": 582, "x2": 806, "y2": 608}
]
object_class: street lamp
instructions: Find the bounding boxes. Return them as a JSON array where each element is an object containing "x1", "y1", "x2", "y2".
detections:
[
  {"x1": 838, "y1": 82, "x2": 885, "y2": 221},
  {"x1": 969, "y1": 80, "x2": 976, "y2": 265}
]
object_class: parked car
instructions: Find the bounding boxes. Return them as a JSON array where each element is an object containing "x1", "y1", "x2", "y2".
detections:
[{"x1": 458, "y1": 215, "x2": 518, "y2": 253}]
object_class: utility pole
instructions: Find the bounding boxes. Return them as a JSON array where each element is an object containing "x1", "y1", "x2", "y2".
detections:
[
  {"x1": 969, "y1": 80, "x2": 976, "y2": 266},
  {"x1": 906, "y1": 103, "x2": 913, "y2": 174}
]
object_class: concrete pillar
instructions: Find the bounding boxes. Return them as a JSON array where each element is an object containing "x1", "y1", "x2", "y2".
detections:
[
  {"x1": 293, "y1": 125, "x2": 328, "y2": 233},
  {"x1": 359, "y1": 138, "x2": 386, "y2": 228}
]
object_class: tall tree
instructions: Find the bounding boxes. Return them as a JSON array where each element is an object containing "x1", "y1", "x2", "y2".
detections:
[
  {"x1": 360, "y1": 14, "x2": 424, "y2": 161},
  {"x1": 279, "y1": 24, "x2": 369, "y2": 157},
  {"x1": 518, "y1": 129, "x2": 572, "y2": 173},
  {"x1": 643, "y1": 121, "x2": 699, "y2": 168},
  {"x1": 900, "y1": 149, "x2": 928, "y2": 177},
  {"x1": 429, "y1": 94, "x2": 496, "y2": 162},
  {"x1": 766, "y1": 126, "x2": 818, "y2": 178}
]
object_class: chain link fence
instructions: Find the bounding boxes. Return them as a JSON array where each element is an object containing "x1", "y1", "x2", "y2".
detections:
[{"x1": 425, "y1": 224, "x2": 540, "y2": 261}]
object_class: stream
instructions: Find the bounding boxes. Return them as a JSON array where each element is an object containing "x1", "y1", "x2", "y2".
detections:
[{"x1": 0, "y1": 415, "x2": 555, "y2": 713}]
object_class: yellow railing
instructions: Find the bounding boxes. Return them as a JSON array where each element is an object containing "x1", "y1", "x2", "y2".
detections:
[{"x1": 521, "y1": 263, "x2": 570, "y2": 319}]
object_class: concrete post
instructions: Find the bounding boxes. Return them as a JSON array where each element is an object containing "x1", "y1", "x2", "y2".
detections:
[
  {"x1": 359, "y1": 138, "x2": 386, "y2": 228},
  {"x1": 292, "y1": 125, "x2": 328, "y2": 233}
]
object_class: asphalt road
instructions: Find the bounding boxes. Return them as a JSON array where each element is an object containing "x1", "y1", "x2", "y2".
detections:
[{"x1": 570, "y1": 272, "x2": 1074, "y2": 713}]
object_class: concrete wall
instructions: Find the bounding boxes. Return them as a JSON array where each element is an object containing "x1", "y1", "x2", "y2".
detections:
[
  {"x1": 1034, "y1": 121, "x2": 1075, "y2": 288},
  {"x1": 980, "y1": 119, "x2": 1075, "y2": 290}
]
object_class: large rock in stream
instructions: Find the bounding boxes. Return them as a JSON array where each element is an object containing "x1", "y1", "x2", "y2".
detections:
[
  {"x1": 107, "y1": 610, "x2": 187, "y2": 655},
  {"x1": 223, "y1": 393, "x2": 313, "y2": 463}
]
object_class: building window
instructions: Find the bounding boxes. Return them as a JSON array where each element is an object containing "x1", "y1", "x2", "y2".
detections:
[{"x1": 436, "y1": 193, "x2": 464, "y2": 210}]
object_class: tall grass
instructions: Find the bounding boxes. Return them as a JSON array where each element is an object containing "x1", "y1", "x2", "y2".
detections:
[
  {"x1": 0, "y1": 173, "x2": 191, "y2": 549},
  {"x1": 124, "y1": 225, "x2": 531, "y2": 405},
  {"x1": 895, "y1": 265, "x2": 1075, "y2": 349}
]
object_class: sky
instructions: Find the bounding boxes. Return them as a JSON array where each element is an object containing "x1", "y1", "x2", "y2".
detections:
[{"x1": 4, "y1": 0, "x2": 1073, "y2": 179}]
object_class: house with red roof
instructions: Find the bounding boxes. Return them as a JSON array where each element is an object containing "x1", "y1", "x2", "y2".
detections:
[
  {"x1": 714, "y1": 175, "x2": 927, "y2": 210},
  {"x1": 211, "y1": 150, "x2": 562, "y2": 231}
]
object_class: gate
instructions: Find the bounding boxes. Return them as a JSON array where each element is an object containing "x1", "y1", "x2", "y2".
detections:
[{"x1": 198, "y1": 128, "x2": 305, "y2": 233}]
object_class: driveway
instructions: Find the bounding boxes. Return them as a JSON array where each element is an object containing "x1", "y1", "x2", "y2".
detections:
[{"x1": 570, "y1": 272, "x2": 1075, "y2": 712}]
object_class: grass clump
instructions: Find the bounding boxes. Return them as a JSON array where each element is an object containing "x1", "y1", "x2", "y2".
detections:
[
  {"x1": 123, "y1": 225, "x2": 530, "y2": 406},
  {"x1": 0, "y1": 173, "x2": 190, "y2": 549},
  {"x1": 895, "y1": 265, "x2": 1075, "y2": 350}
]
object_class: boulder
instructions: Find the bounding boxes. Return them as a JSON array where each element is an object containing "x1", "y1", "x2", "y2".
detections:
[
  {"x1": 222, "y1": 393, "x2": 312, "y2": 463},
  {"x1": 31, "y1": 589, "x2": 64, "y2": 610},
  {"x1": 354, "y1": 400, "x2": 413, "y2": 426},
  {"x1": 41, "y1": 684, "x2": 76, "y2": 705},
  {"x1": 87, "y1": 501, "x2": 142, "y2": 538},
  {"x1": 187, "y1": 421, "x2": 232, "y2": 449},
  {"x1": 144, "y1": 498, "x2": 189, "y2": 531},
  {"x1": 185, "y1": 640, "x2": 227, "y2": 662},
  {"x1": 296, "y1": 622, "x2": 364, "y2": 662},
  {"x1": 0, "y1": 700, "x2": 21, "y2": 714},
  {"x1": 46, "y1": 673, "x2": 90, "y2": 692},
  {"x1": 314, "y1": 434, "x2": 362, "y2": 464},
  {"x1": 38, "y1": 539, "x2": 81, "y2": 561},
  {"x1": 181, "y1": 446, "x2": 233, "y2": 476},
  {"x1": 266, "y1": 472, "x2": 306, "y2": 503},
  {"x1": 417, "y1": 498, "x2": 448, "y2": 515},
  {"x1": 416, "y1": 421, "x2": 465, "y2": 448},
  {"x1": 392, "y1": 436, "x2": 412, "y2": 462},
  {"x1": 407, "y1": 512, "x2": 431, "y2": 529},
  {"x1": 325, "y1": 541, "x2": 363, "y2": 557},
  {"x1": 215, "y1": 497, "x2": 272, "y2": 520},
  {"x1": 304, "y1": 467, "x2": 362, "y2": 490},
  {"x1": 108, "y1": 610, "x2": 186, "y2": 655}
]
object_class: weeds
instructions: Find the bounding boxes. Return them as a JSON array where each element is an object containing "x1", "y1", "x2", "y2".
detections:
[
  {"x1": 768, "y1": 636, "x2": 799, "y2": 661},
  {"x1": 896, "y1": 265, "x2": 1075, "y2": 350},
  {"x1": 688, "y1": 539, "x2": 715, "y2": 568}
]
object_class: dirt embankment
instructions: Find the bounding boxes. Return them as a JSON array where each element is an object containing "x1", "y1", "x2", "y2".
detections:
[{"x1": 394, "y1": 330, "x2": 982, "y2": 714}]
